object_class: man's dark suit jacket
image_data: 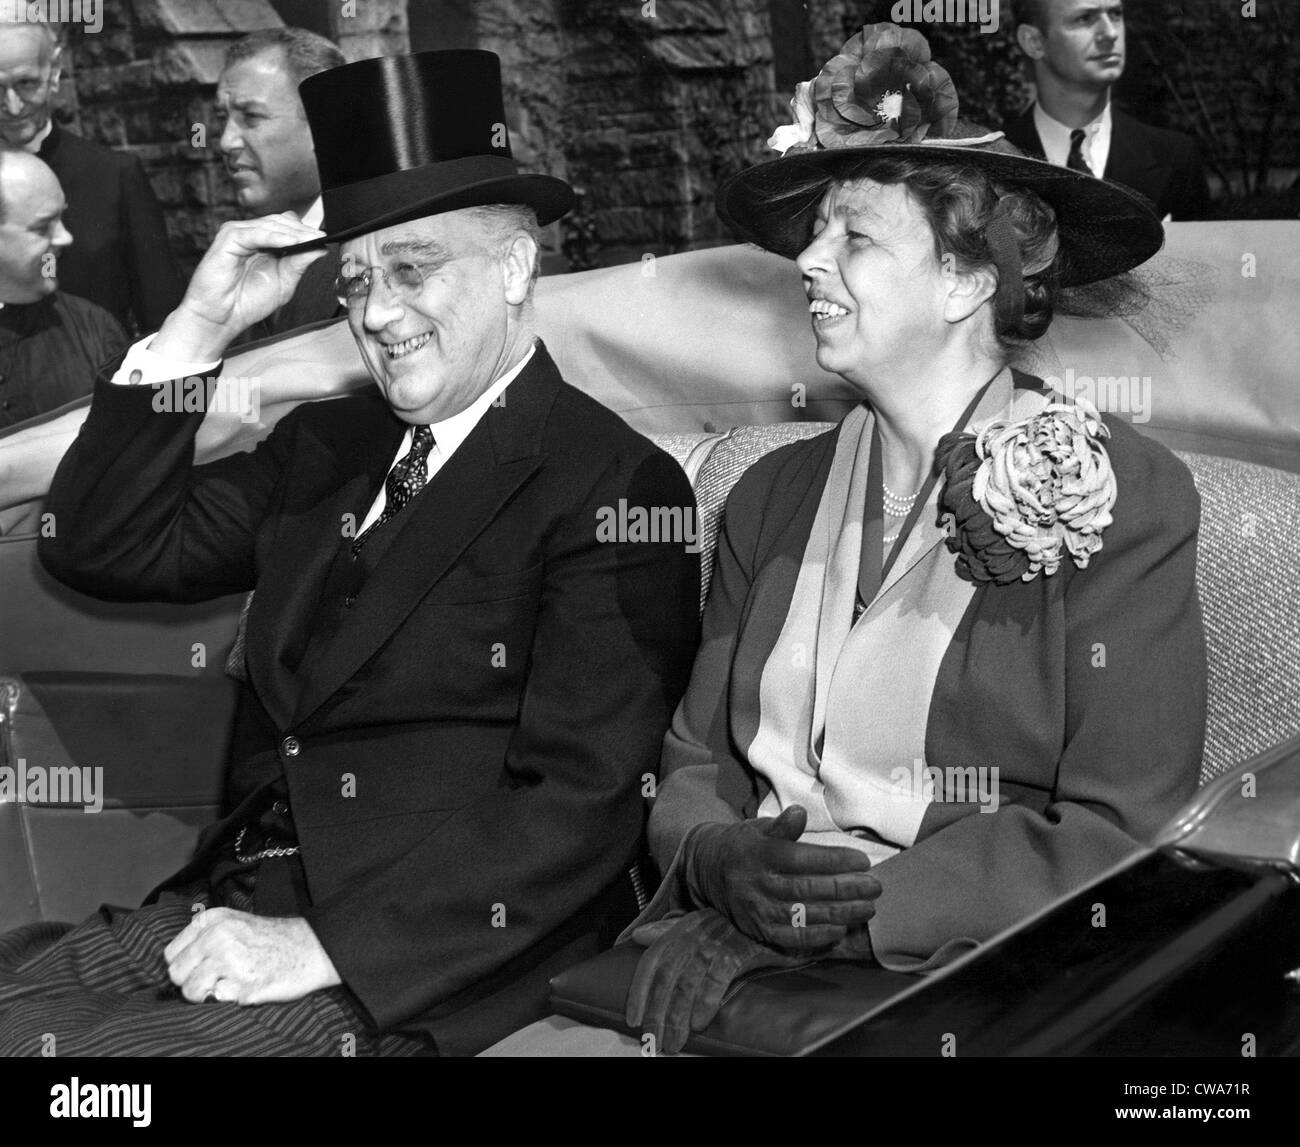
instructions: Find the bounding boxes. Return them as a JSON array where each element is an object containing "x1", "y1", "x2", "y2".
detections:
[
  {"x1": 39, "y1": 342, "x2": 701, "y2": 1054},
  {"x1": 1002, "y1": 105, "x2": 1211, "y2": 221},
  {"x1": 38, "y1": 123, "x2": 185, "y2": 334}
]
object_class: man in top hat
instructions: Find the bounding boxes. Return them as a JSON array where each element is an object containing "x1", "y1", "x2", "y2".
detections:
[
  {"x1": 5, "y1": 50, "x2": 699, "y2": 1057},
  {"x1": 1002, "y1": 0, "x2": 1210, "y2": 221}
]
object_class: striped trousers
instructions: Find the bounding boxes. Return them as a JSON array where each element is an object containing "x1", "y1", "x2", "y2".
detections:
[{"x1": 0, "y1": 890, "x2": 428, "y2": 1057}]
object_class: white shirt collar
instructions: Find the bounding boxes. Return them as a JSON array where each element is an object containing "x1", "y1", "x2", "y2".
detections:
[
  {"x1": 422, "y1": 341, "x2": 537, "y2": 463},
  {"x1": 21, "y1": 118, "x2": 54, "y2": 155},
  {"x1": 1033, "y1": 100, "x2": 1112, "y2": 177},
  {"x1": 357, "y1": 342, "x2": 537, "y2": 536},
  {"x1": 301, "y1": 196, "x2": 325, "y2": 230}
]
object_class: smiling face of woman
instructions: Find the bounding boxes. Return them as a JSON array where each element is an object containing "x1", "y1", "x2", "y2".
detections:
[{"x1": 796, "y1": 178, "x2": 954, "y2": 388}]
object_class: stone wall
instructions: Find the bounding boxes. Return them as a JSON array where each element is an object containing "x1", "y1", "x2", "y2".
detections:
[
  {"x1": 43, "y1": 0, "x2": 1298, "y2": 281},
  {"x1": 51, "y1": 0, "x2": 787, "y2": 273},
  {"x1": 321, "y1": 0, "x2": 408, "y2": 63},
  {"x1": 553, "y1": 0, "x2": 777, "y2": 267},
  {"x1": 467, "y1": 0, "x2": 572, "y2": 270},
  {"x1": 470, "y1": 0, "x2": 781, "y2": 268},
  {"x1": 1117, "y1": 0, "x2": 1298, "y2": 211}
]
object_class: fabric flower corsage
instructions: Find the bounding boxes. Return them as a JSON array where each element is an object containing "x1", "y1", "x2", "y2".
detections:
[
  {"x1": 936, "y1": 396, "x2": 1118, "y2": 585},
  {"x1": 767, "y1": 24, "x2": 959, "y2": 157}
]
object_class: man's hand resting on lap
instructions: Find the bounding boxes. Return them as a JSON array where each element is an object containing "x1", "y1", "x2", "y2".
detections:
[{"x1": 163, "y1": 908, "x2": 341, "y2": 1006}]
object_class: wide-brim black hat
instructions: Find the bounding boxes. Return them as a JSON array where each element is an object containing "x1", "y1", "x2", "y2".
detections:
[
  {"x1": 718, "y1": 26, "x2": 1163, "y2": 287},
  {"x1": 279, "y1": 49, "x2": 573, "y2": 254}
]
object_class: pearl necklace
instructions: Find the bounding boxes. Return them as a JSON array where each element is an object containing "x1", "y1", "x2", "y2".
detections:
[{"x1": 882, "y1": 479, "x2": 920, "y2": 518}]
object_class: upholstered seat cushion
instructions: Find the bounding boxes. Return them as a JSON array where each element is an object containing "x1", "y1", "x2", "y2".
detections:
[{"x1": 1179, "y1": 453, "x2": 1300, "y2": 780}]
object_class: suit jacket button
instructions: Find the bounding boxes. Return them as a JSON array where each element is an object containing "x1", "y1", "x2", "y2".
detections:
[
  {"x1": 344, "y1": 592, "x2": 357, "y2": 608},
  {"x1": 281, "y1": 736, "x2": 301, "y2": 757},
  {"x1": 272, "y1": 799, "x2": 288, "y2": 815}
]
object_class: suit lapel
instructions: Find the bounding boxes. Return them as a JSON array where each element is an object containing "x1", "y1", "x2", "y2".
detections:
[
  {"x1": 1104, "y1": 111, "x2": 1161, "y2": 192},
  {"x1": 245, "y1": 395, "x2": 402, "y2": 728},
  {"x1": 289, "y1": 346, "x2": 559, "y2": 726},
  {"x1": 1003, "y1": 106, "x2": 1045, "y2": 158},
  {"x1": 1006, "y1": 104, "x2": 1161, "y2": 192}
]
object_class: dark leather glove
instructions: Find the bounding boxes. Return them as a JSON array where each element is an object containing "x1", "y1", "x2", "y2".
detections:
[
  {"x1": 625, "y1": 908, "x2": 808, "y2": 1054},
  {"x1": 682, "y1": 805, "x2": 881, "y2": 950}
]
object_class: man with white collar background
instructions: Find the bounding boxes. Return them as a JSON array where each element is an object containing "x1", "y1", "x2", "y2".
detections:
[
  {"x1": 0, "y1": 19, "x2": 183, "y2": 333},
  {"x1": 4, "y1": 49, "x2": 700, "y2": 1057},
  {"x1": 1002, "y1": 0, "x2": 1210, "y2": 221},
  {"x1": 0, "y1": 148, "x2": 124, "y2": 434},
  {"x1": 214, "y1": 27, "x2": 346, "y2": 343}
]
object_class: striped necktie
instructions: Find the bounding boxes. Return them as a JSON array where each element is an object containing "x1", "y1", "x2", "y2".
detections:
[
  {"x1": 1067, "y1": 128, "x2": 1091, "y2": 173},
  {"x1": 351, "y1": 425, "x2": 435, "y2": 555}
]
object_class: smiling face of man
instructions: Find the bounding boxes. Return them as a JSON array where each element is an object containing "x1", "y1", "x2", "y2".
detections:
[
  {"x1": 0, "y1": 25, "x2": 60, "y2": 149},
  {"x1": 0, "y1": 152, "x2": 72, "y2": 303},
  {"x1": 340, "y1": 207, "x2": 537, "y2": 425},
  {"x1": 215, "y1": 49, "x2": 320, "y2": 218}
]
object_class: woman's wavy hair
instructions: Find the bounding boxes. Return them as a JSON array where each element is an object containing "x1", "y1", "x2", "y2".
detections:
[{"x1": 777, "y1": 155, "x2": 1062, "y2": 350}]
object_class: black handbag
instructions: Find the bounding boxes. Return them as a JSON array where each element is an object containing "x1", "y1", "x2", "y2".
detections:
[{"x1": 548, "y1": 941, "x2": 917, "y2": 1057}]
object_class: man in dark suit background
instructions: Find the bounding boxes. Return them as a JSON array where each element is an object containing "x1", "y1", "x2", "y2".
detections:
[
  {"x1": 215, "y1": 28, "x2": 346, "y2": 342},
  {"x1": 1003, "y1": 0, "x2": 1211, "y2": 221},
  {"x1": 5, "y1": 50, "x2": 699, "y2": 1057},
  {"x1": 0, "y1": 20, "x2": 184, "y2": 333}
]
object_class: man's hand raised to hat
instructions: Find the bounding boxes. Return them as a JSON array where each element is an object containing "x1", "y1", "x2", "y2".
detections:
[
  {"x1": 151, "y1": 214, "x2": 328, "y2": 363},
  {"x1": 682, "y1": 805, "x2": 881, "y2": 952}
]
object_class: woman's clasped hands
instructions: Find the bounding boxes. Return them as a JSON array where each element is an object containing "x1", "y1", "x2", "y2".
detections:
[{"x1": 627, "y1": 805, "x2": 881, "y2": 1052}]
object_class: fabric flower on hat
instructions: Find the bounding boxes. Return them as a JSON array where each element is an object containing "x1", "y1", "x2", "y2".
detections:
[
  {"x1": 767, "y1": 81, "x2": 816, "y2": 156},
  {"x1": 937, "y1": 396, "x2": 1118, "y2": 584},
  {"x1": 772, "y1": 23, "x2": 959, "y2": 156}
]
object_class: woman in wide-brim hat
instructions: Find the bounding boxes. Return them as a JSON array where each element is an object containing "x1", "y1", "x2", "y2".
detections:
[{"x1": 618, "y1": 23, "x2": 1207, "y2": 1053}]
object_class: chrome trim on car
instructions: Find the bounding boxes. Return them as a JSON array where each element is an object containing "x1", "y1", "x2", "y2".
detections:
[
  {"x1": 1158, "y1": 730, "x2": 1300, "y2": 870},
  {"x1": 0, "y1": 676, "x2": 20, "y2": 774}
]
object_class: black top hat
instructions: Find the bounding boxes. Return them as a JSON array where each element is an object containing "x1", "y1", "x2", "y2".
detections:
[
  {"x1": 717, "y1": 24, "x2": 1163, "y2": 287},
  {"x1": 279, "y1": 49, "x2": 573, "y2": 253}
]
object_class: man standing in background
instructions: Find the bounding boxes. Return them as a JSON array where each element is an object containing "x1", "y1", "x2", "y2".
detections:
[
  {"x1": 0, "y1": 148, "x2": 124, "y2": 432},
  {"x1": 216, "y1": 28, "x2": 346, "y2": 342},
  {"x1": 1003, "y1": 0, "x2": 1211, "y2": 221},
  {"x1": 0, "y1": 19, "x2": 183, "y2": 333}
]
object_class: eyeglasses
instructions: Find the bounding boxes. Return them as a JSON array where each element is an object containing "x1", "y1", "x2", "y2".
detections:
[{"x1": 334, "y1": 261, "x2": 434, "y2": 309}]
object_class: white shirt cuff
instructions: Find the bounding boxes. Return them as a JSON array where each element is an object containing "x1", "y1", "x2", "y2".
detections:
[{"x1": 109, "y1": 335, "x2": 223, "y2": 387}]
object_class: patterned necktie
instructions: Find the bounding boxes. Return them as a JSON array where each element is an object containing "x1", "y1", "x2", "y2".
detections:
[
  {"x1": 1067, "y1": 128, "x2": 1091, "y2": 174},
  {"x1": 351, "y1": 425, "x2": 435, "y2": 555}
]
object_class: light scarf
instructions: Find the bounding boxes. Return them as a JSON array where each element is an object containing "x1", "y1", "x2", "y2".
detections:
[{"x1": 745, "y1": 369, "x2": 1052, "y2": 862}]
